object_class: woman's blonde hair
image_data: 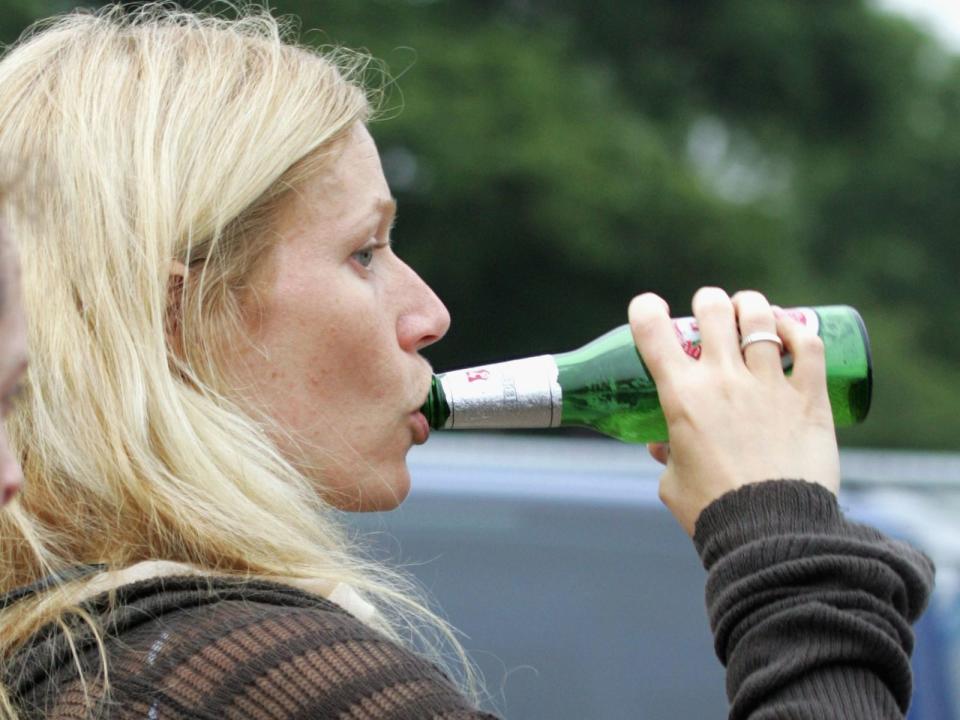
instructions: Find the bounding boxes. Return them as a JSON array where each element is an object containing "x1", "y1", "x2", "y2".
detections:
[{"x1": 0, "y1": 3, "x2": 475, "y2": 715}]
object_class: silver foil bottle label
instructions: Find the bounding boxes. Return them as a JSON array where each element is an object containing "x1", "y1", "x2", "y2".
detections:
[{"x1": 437, "y1": 354, "x2": 562, "y2": 429}]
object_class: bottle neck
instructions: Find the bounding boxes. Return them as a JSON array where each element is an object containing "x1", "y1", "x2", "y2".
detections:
[{"x1": 427, "y1": 354, "x2": 562, "y2": 430}]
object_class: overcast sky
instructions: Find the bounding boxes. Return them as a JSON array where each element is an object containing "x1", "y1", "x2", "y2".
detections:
[{"x1": 875, "y1": 0, "x2": 960, "y2": 51}]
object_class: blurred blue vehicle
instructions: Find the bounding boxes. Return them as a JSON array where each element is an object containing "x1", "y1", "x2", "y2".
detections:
[{"x1": 346, "y1": 435, "x2": 960, "y2": 720}]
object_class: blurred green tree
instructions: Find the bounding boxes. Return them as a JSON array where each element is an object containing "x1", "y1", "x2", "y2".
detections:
[{"x1": 1, "y1": 0, "x2": 957, "y2": 449}]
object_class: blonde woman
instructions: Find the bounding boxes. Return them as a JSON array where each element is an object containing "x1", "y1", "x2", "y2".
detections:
[{"x1": 0, "y1": 5, "x2": 933, "y2": 719}]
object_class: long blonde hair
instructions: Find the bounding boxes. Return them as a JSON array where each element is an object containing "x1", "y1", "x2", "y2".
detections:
[{"x1": 0, "y1": 3, "x2": 475, "y2": 715}]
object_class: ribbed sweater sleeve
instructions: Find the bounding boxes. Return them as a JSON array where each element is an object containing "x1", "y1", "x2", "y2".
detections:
[{"x1": 693, "y1": 480, "x2": 935, "y2": 720}]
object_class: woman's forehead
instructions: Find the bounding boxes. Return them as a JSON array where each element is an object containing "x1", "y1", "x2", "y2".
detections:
[{"x1": 285, "y1": 127, "x2": 391, "y2": 230}]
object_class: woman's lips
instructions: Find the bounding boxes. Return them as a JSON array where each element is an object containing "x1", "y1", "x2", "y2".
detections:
[{"x1": 409, "y1": 411, "x2": 430, "y2": 445}]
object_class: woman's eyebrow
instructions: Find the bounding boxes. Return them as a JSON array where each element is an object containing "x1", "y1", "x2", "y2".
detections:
[
  {"x1": 377, "y1": 196, "x2": 397, "y2": 221},
  {"x1": 375, "y1": 197, "x2": 398, "y2": 239}
]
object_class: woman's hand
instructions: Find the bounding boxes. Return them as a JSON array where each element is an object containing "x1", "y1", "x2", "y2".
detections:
[{"x1": 629, "y1": 287, "x2": 840, "y2": 536}]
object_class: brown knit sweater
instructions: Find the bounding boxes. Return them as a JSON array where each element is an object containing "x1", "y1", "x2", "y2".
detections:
[{"x1": 2, "y1": 481, "x2": 935, "y2": 719}]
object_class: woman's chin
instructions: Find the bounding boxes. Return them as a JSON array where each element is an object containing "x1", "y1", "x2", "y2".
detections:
[{"x1": 321, "y1": 463, "x2": 411, "y2": 513}]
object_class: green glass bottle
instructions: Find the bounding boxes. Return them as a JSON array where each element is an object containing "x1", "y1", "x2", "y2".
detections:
[{"x1": 421, "y1": 305, "x2": 872, "y2": 443}]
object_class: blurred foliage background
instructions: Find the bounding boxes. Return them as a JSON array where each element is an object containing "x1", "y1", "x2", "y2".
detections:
[{"x1": 2, "y1": 0, "x2": 958, "y2": 450}]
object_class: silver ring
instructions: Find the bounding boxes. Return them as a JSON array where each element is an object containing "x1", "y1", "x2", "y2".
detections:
[{"x1": 740, "y1": 331, "x2": 783, "y2": 351}]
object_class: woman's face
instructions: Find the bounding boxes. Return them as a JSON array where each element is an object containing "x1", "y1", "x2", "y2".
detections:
[
  {"x1": 0, "y1": 230, "x2": 27, "y2": 507},
  {"x1": 224, "y1": 123, "x2": 450, "y2": 511}
]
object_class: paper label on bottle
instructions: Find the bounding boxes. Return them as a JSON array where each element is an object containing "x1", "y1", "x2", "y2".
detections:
[
  {"x1": 671, "y1": 316, "x2": 704, "y2": 360},
  {"x1": 437, "y1": 355, "x2": 562, "y2": 429},
  {"x1": 779, "y1": 307, "x2": 820, "y2": 336},
  {"x1": 671, "y1": 307, "x2": 818, "y2": 369}
]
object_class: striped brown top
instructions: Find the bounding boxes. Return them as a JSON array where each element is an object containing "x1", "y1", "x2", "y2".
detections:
[{"x1": 2, "y1": 481, "x2": 935, "y2": 718}]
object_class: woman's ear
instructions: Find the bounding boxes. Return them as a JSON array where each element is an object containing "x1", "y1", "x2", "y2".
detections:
[{"x1": 166, "y1": 260, "x2": 189, "y2": 359}]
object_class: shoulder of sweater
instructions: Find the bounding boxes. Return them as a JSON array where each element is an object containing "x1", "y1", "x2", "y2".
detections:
[
  {"x1": 12, "y1": 577, "x2": 495, "y2": 718},
  {"x1": 7, "y1": 575, "x2": 358, "y2": 697}
]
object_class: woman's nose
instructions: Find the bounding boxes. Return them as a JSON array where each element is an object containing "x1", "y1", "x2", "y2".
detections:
[{"x1": 397, "y1": 263, "x2": 451, "y2": 353}]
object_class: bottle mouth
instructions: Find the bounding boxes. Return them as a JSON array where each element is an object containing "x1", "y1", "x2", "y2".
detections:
[{"x1": 420, "y1": 376, "x2": 449, "y2": 430}]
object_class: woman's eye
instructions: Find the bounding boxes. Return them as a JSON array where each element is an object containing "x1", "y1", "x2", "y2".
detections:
[{"x1": 352, "y1": 247, "x2": 375, "y2": 268}]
